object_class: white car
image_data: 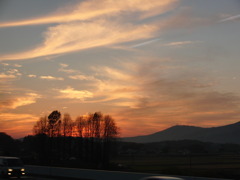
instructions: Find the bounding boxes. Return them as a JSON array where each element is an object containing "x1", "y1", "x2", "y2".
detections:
[{"x1": 140, "y1": 176, "x2": 184, "y2": 180}]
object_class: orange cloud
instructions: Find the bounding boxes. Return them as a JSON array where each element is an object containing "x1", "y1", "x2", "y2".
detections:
[
  {"x1": 56, "y1": 87, "x2": 93, "y2": 100},
  {"x1": 40, "y1": 75, "x2": 64, "y2": 81},
  {"x1": 0, "y1": 20, "x2": 157, "y2": 61},
  {"x1": 0, "y1": 68, "x2": 22, "y2": 82},
  {"x1": 69, "y1": 75, "x2": 96, "y2": 81},
  {"x1": 0, "y1": 73, "x2": 16, "y2": 79},
  {"x1": 84, "y1": 61, "x2": 240, "y2": 137},
  {"x1": 85, "y1": 65, "x2": 140, "y2": 104},
  {"x1": 28, "y1": 74, "x2": 37, "y2": 78},
  {"x1": 0, "y1": 93, "x2": 41, "y2": 111},
  {"x1": 0, "y1": 0, "x2": 178, "y2": 61},
  {"x1": 0, "y1": 0, "x2": 177, "y2": 28},
  {"x1": 165, "y1": 41, "x2": 202, "y2": 47}
]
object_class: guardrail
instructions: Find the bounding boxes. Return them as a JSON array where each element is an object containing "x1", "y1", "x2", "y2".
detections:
[{"x1": 25, "y1": 165, "x2": 230, "y2": 180}]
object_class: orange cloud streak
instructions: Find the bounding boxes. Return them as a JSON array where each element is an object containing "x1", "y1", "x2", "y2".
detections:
[
  {"x1": 0, "y1": 0, "x2": 178, "y2": 61},
  {"x1": 56, "y1": 87, "x2": 93, "y2": 100},
  {"x1": 0, "y1": 21, "x2": 157, "y2": 61},
  {"x1": 0, "y1": 93, "x2": 41, "y2": 111},
  {"x1": 0, "y1": 0, "x2": 177, "y2": 28}
]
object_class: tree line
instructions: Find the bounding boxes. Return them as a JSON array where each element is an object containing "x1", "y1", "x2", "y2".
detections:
[
  {"x1": 33, "y1": 110, "x2": 119, "y2": 139},
  {"x1": 27, "y1": 110, "x2": 120, "y2": 168}
]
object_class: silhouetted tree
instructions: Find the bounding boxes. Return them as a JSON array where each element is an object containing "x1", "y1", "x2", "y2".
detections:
[
  {"x1": 62, "y1": 113, "x2": 74, "y2": 137},
  {"x1": 48, "y1": 110, "x2": 61, "y2": 137},
  {"x1": 75, "y1": 116, "x2": 86, "y2": 138},
  {"x1": 92, "y1": 112, "x2": 102, "y2": 138},
  {"x1": 33, "y1": 116, "x2": 48, "y2": 135},
  {"x1": 103, "y1": 115, "x2": 119, "y2": 139},
  {"x1": 102, "y1": 115, "x2": 119, "y2": 168}
]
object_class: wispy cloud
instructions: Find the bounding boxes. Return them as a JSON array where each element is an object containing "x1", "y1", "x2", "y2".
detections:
[
  {"x1": 0, "y1": 0, "x2": 177, "y2": 28},
  {"x1": 28, "y1": 74, "x2": 37, "y2": 78},
  {"x1": 56, "y1": 64, "x2": 138, "y2": 103},
  {"x1": 131, "y1": 38, "x2": 161, "y2": 48},
  {"x1": 0, "y1": 68, "x2": 22, "y2": 81},
  {"x1": 69, "y1": 75, "x2": 96, "y2": 81},
  {"x1": 1, "y1": 63, "x2": 22, "y2": 67},
  {"x1": 0, "y1": 20, "x2": 157, "y2": 61},
  {"x1": 0, "y1": 93, "x2": 41, "y2": 111},
  {"x1": 7, "y1": 69, "x2": 21, "y2": 75},
  {"x1": 40, "y1": 75, "x2": 64, "y2": 81},
  {"x1": 59, "y1": 63, "x2": 69, "y2": 68},
  {"x1": 13, "y1": 64, "x2": 22, "y2": 67},
  {"x1": 0, "y1": 0, "x2": 178, "y2": 61},
  {"x1": 56, "y1": 87, "x2": 93, "y2": 100},
  {"x1": 219, "y1": 14, "x2": 240, "y2": 22},
  {"x1": 59, "y1": 63, "x2": 78, "y2": 74},
  {"x1": 58, "y1": 63, "x2": 97, "y2": 81},
  {"x1": 0, "y1": 73, "x2": 16, "y2": 79},
  {"x1": 165, "y1": 41, "x2": 201, "y2": 47},
  {"x1": 1, "y1": 63, "x2": 9, "y2": 66}
]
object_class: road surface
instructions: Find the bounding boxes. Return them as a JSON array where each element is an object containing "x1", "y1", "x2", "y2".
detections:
[{"x1": 0, "y1": 175, "x2": 79, "y2": 180}]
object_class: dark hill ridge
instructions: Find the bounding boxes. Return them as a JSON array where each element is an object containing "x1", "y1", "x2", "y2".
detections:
[{"x1": 123, "y1": 121, "x2": 240, "y2": 144}]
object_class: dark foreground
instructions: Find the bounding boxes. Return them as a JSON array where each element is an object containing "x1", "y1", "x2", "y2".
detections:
[
  {"x1": 0, "y1": 175, "x2": 85, "y2": 180},
  {"x1": 112, "y1": 153, "x2": 240, "y2": 179},
  {"x1": 0, "y1": 176, "x2": 58, "y2": 180}
]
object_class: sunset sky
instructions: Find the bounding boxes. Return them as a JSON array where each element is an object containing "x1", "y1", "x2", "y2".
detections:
[{"x1": 1, "y1": 0, "x2": 240, "y2": 139}]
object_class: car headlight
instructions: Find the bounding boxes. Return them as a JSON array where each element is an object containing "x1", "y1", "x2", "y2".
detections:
[
  {"x1": 21, "y1": 168, "x2": 25, "y2": 171},
  {"x1": 8, "y1": 168, "x2": 13, "y2": 172}
]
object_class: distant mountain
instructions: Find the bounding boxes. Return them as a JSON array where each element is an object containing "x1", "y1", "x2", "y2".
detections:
[{"x1": 123, "y1": 121, "x2": 240, "y2": 144}]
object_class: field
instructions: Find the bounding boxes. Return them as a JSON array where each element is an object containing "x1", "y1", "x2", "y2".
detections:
[{"x1": 112, "y1": 154, "x2": 240, "y2": 179}]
